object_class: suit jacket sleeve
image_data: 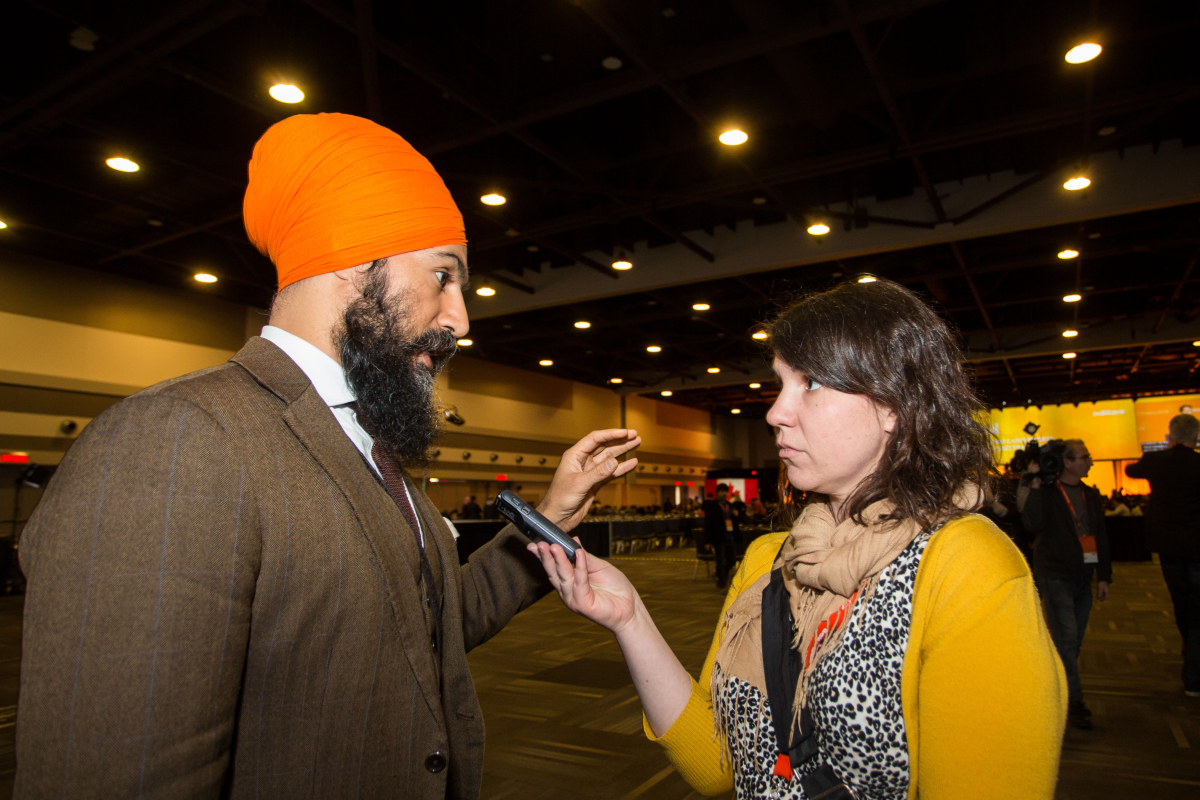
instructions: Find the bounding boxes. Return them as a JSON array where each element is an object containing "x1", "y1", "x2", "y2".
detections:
[
  {"x1": 1123, "y1": 455, "x2": 1153, "y2": 479},
  {"x1": 15, "y1": 394, "x2": 261, "y2": 799},
  {"x1": 457, "y1": 524, "x2": 552, "y2": 653}
]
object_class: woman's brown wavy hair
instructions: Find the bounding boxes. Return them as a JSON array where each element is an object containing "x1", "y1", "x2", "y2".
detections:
[{"x1": 768, "y1": 278, "x2": 993, "y2": 530}]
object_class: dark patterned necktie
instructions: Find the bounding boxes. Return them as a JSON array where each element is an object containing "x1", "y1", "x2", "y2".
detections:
[{"x1": 367, "y1": 433, "x2": 443, "y2": 657}]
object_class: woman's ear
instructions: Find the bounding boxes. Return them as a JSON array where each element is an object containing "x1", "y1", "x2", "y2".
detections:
[{"x1": 878, "y1": 404, "x2": 899, "y2": 435}]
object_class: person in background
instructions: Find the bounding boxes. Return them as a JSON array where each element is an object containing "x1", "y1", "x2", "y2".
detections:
[
  {"x1": 1125, "y1": 413, "x2": 1200, "y2": 697},
  {"x1": 529, "y1": 279, "x2": 1065, "y2": 799},
  {"x1": 462, "y1": 494, "x2": 483, "y2": 519},
  {"x1": 1020, "y1": 439, "x2": 1111, "y2": 730},
  {"x1": 703, "y1": 483, "x2": 740, "y2": 588}
]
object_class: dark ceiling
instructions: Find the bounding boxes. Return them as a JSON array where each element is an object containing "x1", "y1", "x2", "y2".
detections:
[{"x1": 2, "y1": 0, "x2": 1199, "y2": 414}]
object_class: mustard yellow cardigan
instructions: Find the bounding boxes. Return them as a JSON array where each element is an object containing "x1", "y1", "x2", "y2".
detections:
[{"x1": 645, "y1": 515, "x2": 1067, "y2": 798}]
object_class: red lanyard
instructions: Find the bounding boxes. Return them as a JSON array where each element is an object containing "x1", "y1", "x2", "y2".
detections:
[{"x1": 1057, "y1": 483, "x2": 1084, "y2": 536}]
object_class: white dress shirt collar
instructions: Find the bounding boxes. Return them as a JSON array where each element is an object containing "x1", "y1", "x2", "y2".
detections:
[{"x1": 260, "y1": 325, "x2": 355, "y2": 408}]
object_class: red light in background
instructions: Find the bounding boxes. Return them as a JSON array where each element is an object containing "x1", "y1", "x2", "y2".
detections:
[
  {"x1": 495, "y1": 474, "x2": 508, "y2": 481},
  {"x1": 687, "y1": 481, "x2": 694, "y2": 486},
  {"x1": 674, "y1": 480, "x2": 681, "y2": 486},
  {"x1": 751, "y1": 470, "x2": 757, "y2": 475},
  {"x1": 1, "y1": 453, "x2": 29, "y2": 464}
]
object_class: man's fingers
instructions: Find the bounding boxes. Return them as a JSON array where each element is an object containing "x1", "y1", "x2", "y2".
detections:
[
  {"x1": 611, "y1": 457, "x2": 639, "y2": 478},
  {"x1": 568, "y1": 429, "x2": 639, "y2": 460}
]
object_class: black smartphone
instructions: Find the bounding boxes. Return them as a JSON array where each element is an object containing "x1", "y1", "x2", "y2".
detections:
[{"x1": 495, "y1": 490, "x2": 579, "y2": 563}]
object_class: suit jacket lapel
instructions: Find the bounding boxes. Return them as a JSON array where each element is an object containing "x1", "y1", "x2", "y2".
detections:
[{"x1": 231, "y1": 338, "x2": 445, "y2": 723}]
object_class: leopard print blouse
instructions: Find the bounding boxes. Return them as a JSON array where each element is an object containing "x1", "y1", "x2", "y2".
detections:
[{"x1": 718, "y1": 530, "x2": 933, "y2": 799}]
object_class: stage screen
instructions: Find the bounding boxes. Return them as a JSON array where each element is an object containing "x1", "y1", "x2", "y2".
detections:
[
  {"x1": 1133, "y1": 393, "x2": 1200, "y2": 452},
  {"x1": 987, "y1": 399, "x2": 1140, "y2": 466}
]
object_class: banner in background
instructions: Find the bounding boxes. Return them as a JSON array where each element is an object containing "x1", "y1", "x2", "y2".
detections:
[
  {"x1": 987, "y1": 399, "x2": 1140, "y2": 465},
  {"x1": 703, "y1": 477, "x2": 759, "y2": 502},
  {"x1": 1133, "y1": 393, "x2": 1200, "y2": 452}
]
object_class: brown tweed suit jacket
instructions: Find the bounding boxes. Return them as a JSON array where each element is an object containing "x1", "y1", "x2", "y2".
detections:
[{"x1": 15, "y1": 337, "x2": 549, "y2": 799}]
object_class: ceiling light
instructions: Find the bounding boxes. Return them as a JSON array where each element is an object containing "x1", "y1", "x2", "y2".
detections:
[
  {"x1": 749, "y1": 383, "x2": 761, "y2": 389},
  {"x1": 612, "y1": 259, "x2": 632, "y2": 270},
  {"x1": 731, "y1": 408, "x2": 741, "y2": 414},
  {"x1": 751, "y1": 331, "x2": 768, "y2": 340},
  {"x1": 1065, "y1": 43, "x2": 1102, "y2": 64},
  {"x1": 1057, "y1": 249, "x2": 1079, "y2": 259},
  {"x1": 429, "y1": 477, "x2": 439, "y2": 483},
  {"x1": 539, "y1": 359, "x2": 553, "y2": 366},
  {"x1": 1193, "y1": 341, "x2": 1200, "y2": 347},
  {"x1": 1063, "y1": 330, "x2": 1079, "y2": 338},
  {"x1": 602, "y1": 56, "x2": 623, "y2": 70},
  {"x1": 457, "y1": 338, "x2": 473, "y2": 346},
  {"x1": 475, "y1": 286, "x2": 496, "y2": 297},
  {"x1": 752, "y1": 197, "x2": 767, "y2": 205},
  {"x1": 106, "y1": 157, "x2": 139, "y2": 172},
  {"x1": 719, "y1": 129, "x2": 748, "y2": 146},
  {"x1": 660, "y1": 390, "x2": 673, "y2": 397},
  {"x1": 1063, "y1": 294, "x2": 1082, "y2": 302},
  {"x1": 574, "y1": 321, "x2": 591, "y2": 329},
  {"x1": 646, "y1": 345, "x2": 662, "y2": 353},
  {"x1": 194, "y1": 273, "x2": 217, "y2": 283},
  {"x1": 609, "y1": 377, "x2": 623, "y2": 384},
  {"x1": 692, "y1": 303, "x2": 710, "y2": 311},
  {"x1": 0, "y1": 220, "x2": 7, "y2": 230},
  {"x1": 1063, "y1": 176, "x2": 1091, "y2": 191},
  {"x1": 480, "y1": 193, "x2": 506, "y2": 206},
  {"x1": 807, "y1": 222, "x2": 830, "y2": 236},
  {"x1": 707, "y1": 367, "x2": 720, "y2": 374},
  {"x1": 1063, "y1": 352, "x2": 1077, "y2": 359},
  {"x1": 269, "y1": 84, "x2": 304, "y2": 103},
  {"x1": 1098, "y1": 125, "x2": 1116, "y2": 136},
  {"x1": 857, "y1": 275, "x2": 877, "y2": 283}
]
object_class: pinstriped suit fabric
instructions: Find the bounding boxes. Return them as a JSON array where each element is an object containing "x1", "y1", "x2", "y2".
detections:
[{"x1": 14, "y1": 338, "x2": 549, "y2": 799}]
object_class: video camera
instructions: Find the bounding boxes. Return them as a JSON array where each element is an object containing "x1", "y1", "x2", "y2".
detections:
[{"x1": 1008, "y1": 422, "x2": 1067, "y2": 484}]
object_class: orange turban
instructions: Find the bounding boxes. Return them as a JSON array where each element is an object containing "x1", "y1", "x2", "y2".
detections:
[{"x1": 244, "y1": 113, "x2": 466, "y2": 291}]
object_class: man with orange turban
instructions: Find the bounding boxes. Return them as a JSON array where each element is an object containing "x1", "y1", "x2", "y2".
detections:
[{"x1": 15, "y1": 113, "x2": 641, "y2": 799}]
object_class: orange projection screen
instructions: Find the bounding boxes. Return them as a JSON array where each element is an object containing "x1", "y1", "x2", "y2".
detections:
[
  {"x1": 987, "y1": 399, "x2": 1140, "y2": 466},
  {"x1": 1133, "y1": 393, "x2": 1200, "y2": 450}
]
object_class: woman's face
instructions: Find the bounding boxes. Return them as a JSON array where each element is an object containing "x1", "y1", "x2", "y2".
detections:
[{"x1": 765, "y1": 358, "x2": 897, "y2": 507}]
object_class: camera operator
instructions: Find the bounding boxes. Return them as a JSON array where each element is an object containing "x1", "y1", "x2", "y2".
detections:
[{"x1": 1019, "y1": 439, "x2": 1111, "y2": 730}]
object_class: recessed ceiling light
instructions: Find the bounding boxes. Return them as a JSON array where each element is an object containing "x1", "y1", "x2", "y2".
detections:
[
  {"x1": 749, "y1": 383, "x2": 761, "y2": 389},
  {"x1": 751, "y1": 331, "x2": 768, "y2": 340},
  {"x1": 1065, "y1": 43, "x2": 1102, "y2": 64},
  {"x1": 475, "y1": 286, "x2": 496, "y2": 297},
  {"x1": 857, "y1": 275, "x2": 877, "y2": 283},
  {"x1": 457, "y1": 338, "x2": 473, "y2": 346},
  {"x1": 707, "y1": 367, "x2": 720, "y2": 374},
  {"x1": 269, "y1": 84, "x2": 304, "y2": 103},
  {"x1": 526, "y1": 245, "x2": 539, "y2": 252},
  {"x1": 1063, "y1": 294, "x2": 1082, "y2": 302},
  {"x1": 731, "y1": 408, "x2": 741, "y2": 414},
  {"x1": 660, "y1": 390, "x2": 673, "y2": 396},
  {"x1": 0, "y1": 220, "x2": 7, "y2": 230},
  {"x1": 752, "y1": 197, "x2": 767, "y2": 205},
  {"x1": 1098, "y1": 125, "x2": 1116, "y2": 136},
  {"x1": 692, "y1": 303, "x2": 710, "y2": 311},
  {"x1": 1193, "y1": 340, "x2": 1200, "y2": 347},
  {"x1": 1064, "y1": 176, "x2": 1091, "y2": 191},
  {"x1": 601, "y1": 56, "x2": 623, "y2": 70},
  {"x1": 539, "y1": 359, "x2": 553, "y2": 366},
  {"x1": 646, "y1": 345, "x2": 662, "y2": 353},
  {"x1": 194, "y1": 273, "x2": 217, "y2": 283},
  {"x1": 609, "y1": 377, "x2": 623, "y2": 384},
  {"x1": 1063, "y1": 352, "x2": 1077, "y2": 359},
  {"x1": 612, "y1": 259, "x2": 632, "y2": 270},
  {"x1": 1057, "y1": 249, "x2": 1079, "y2": 259},
  {"x1": 807, "y1": 222, "x2": 830, "y2": 236},
  {"x1": 574, "y1": 321, "x2": 591, "y2": 329},
  {"x1": 1062, "y1": 330, "x2": 1079, "y2": 338},
  {"x1": 480, "y1": 193, "x2": 506, "y2": 206},
  {"x1": 719, "y1": 129, "x2": 748, "y2": 146},
  {"x1": 106, "y1": 157, "x2": 139, "y2": 172},
  {"x1": 1088, "y1": 232, "x2": 1102, "y2": 239}
]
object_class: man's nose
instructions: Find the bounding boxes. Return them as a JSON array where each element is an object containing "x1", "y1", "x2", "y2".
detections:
[{"x1": 440, "y1": 291, "x2": 469, "y2": 339}]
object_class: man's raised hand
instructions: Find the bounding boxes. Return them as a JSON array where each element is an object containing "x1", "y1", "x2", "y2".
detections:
[{"x1": 538, "y1": 428, "x2": 640, "y2": 532}]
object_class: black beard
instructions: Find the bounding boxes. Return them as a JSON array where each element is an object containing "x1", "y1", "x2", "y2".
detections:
[{"x1": 336, "y1": 265, "x2": 457, "y2": 469}]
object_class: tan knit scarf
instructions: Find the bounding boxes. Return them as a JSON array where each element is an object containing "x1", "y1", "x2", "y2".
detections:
[{"x1": 710, "y1": 489, "x2": 982, "y2": 762}]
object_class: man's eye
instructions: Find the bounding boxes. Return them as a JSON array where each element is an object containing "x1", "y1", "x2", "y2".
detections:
[{"x1": 435, "y1": 270, "x2": 449, "y2": 287}]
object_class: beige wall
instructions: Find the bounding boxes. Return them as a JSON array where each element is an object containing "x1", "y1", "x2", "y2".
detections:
[{"x1": 0, "y1": 254, "x2": 752, "y2": 476}]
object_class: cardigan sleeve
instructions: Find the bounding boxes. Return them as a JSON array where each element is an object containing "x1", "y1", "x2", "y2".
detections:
[
  {"x1": 906, "y1": 516, "x2": 1068, "y2": 800},
  {"x1": 641, "y1": 532, "x2": 787, "y2": 796}
]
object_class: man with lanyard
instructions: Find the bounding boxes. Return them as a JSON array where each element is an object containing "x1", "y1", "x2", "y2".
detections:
[
  {"x1": 1020, "y1": 438, "x2": 1112, "y2": 730},
  {"x1": 703, "y1": 483, "x2": 740, "y2": 589}
]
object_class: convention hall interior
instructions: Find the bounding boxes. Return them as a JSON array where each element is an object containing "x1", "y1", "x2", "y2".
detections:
[{"x1": 2, "y1": 0, "x2": 1200, "y2": 797}]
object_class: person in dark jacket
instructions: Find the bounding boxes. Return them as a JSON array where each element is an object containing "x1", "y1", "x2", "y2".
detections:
[
  {"x1": 1020, "y1": 438, "x2": 1111, "y2": 729},
  {"x1": 1125, "y1": 413, "x2": 1200, "y2": 697},
  {"x1": 702, "y1": 484, "x2": 739, "y2": 588},
  {"x1": 462, "y1": 495, "x2": 483, "y2": 520}
]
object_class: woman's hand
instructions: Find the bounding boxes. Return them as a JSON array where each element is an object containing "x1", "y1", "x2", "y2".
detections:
[
  {"x1": 526, "y1": 539, "x2": 640, "y2": 634},
  {"x1": 538, "y1": 429, "x2": 641, "y2": 532}
]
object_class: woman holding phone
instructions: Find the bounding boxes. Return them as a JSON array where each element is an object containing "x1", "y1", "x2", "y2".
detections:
[{"x1": 528, "y1": 279, "x2": 1066, "y2": 799}]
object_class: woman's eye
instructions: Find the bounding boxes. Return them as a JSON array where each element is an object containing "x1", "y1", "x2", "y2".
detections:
[{"x1": 806, "y1": 377, "x2": 823, "y2": 391}]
